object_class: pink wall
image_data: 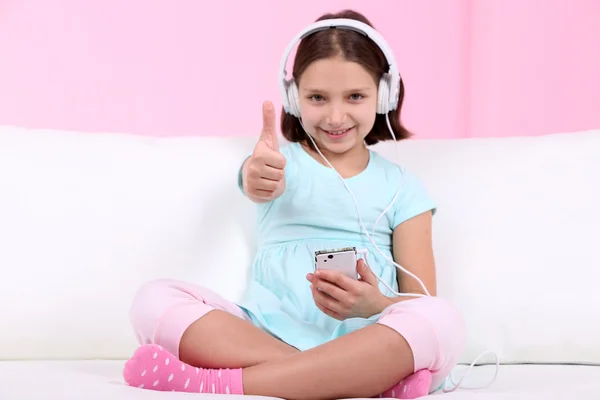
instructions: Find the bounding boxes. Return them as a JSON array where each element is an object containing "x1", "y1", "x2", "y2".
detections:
[
  {"x1": 469, "y1": 0, "x2": 600, "y2": 137},
  {"x1": 0, "y1": 0, "x2": 598, "y2": 139}
]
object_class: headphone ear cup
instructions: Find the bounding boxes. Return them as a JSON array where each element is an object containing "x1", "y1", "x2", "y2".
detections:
[
  {"x1": 377, "y1": 74, "x2": 391, "y2": 114},
  {"x1": 285, "y1": 79, "x2": 301, "y2": 118}
]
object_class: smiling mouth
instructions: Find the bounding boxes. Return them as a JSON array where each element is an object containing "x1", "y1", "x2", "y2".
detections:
[{"x1": 321, "y1": 127, "x2": 354, "y2": 136}]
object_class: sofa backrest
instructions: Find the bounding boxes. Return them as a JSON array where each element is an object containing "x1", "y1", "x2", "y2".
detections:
[{"x1": 1, "y1": 125, "x2": 598, "y2": 366}]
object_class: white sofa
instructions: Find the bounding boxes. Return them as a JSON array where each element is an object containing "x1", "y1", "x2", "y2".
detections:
[{"x1": 1, "y1": 125, "x2": 599, "y2": 400}]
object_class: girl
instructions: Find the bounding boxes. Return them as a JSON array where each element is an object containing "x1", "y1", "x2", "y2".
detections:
[{"x1": 123, "y1": 9, "x2": 466, "y2": 399}]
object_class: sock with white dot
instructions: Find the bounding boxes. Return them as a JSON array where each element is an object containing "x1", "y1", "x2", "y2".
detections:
[
  {"x1": 379, "y1": 369, "x2": 432, "y2": 399},
  {"x1": 123, "y1": 344, "x2": 243, "y2": 394}
]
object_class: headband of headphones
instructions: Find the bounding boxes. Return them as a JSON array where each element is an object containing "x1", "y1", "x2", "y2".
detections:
[{"x1": 278, "y1": 18, "x2": 401, "y2": 115}]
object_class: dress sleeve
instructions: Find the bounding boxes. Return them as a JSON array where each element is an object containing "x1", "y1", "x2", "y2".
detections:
[
  {"x1": 237, "y1": 154, "x2": 251, "y2": 194},
  {"x1": 391, "y1": 167, "x2": 437, "y2": 229}
]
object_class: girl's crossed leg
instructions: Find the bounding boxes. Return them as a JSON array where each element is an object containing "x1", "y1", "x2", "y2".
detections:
[
  {"x1": 124, "y1": 279, "x2": 465, "y2": 399},
  {"x1": 128, "y1": 279, "x2": 298, "y2": 369}
]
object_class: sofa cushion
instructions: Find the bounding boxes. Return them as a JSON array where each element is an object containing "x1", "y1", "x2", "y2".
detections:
[
  {"x1": 1, "y1": 360, "x2": 599, "y2": 399},
  {"x1": 0, "y1": 125, "x2": 598, "y2": 367},
  {"x1": 372, "y1": 129, "x2": 600, "y2": 365}
]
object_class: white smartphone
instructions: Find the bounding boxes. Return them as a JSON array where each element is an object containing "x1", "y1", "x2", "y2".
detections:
[{"x1": 314, "y1": 247, "x2": 358, "y2": 279}]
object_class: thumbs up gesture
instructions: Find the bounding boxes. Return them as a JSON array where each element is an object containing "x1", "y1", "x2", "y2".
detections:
[{"x1": 242, "y1": 101, "x2": 287, "y2": 203}]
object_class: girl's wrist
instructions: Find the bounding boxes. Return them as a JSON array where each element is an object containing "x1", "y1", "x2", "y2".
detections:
[
  {"x1": 388, "y1": 294, "x2": 421, "y2": 304},
  {"x1": 376, "y1": 294, "x2": 394, "y2": 314}
]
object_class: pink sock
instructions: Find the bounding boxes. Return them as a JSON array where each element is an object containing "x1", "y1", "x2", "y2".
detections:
[
  {"x1": 379, "y1": 369, "x2": 432, "y2": 399},
  {"x1": 123, "y1": 344, "x2": 244, "y2": 395}
]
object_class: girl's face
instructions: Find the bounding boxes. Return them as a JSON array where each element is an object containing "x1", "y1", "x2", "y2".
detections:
[{"x1": 297, "y1": 56, "x2": 378, "y2": 156}]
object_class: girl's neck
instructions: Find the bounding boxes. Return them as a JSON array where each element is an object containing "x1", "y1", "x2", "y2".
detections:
[{"x1": 300, "y1": 141, "x2": 370, "y2": 179}]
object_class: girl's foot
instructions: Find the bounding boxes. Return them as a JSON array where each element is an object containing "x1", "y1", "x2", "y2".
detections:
[
  {"x1": 123, "y1": 344, "x2": 244, "y2": 394},
  {"x1": 379, "y1": 369, "x2": 432, "y2": 399}
]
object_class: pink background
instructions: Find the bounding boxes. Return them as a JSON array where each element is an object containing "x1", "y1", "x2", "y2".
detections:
[{"x1": 0, "y1": 0, "x2": 598, "y2": 139}]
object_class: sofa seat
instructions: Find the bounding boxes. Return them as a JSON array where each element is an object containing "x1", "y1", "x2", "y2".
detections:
[{"x1": 1, "y1": 360, "x2": 599, "y2": 399}]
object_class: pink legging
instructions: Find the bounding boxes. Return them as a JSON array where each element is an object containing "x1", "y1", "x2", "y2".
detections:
[{"x1": 129, "y1": 279, "x2": 466, "y2": 392}]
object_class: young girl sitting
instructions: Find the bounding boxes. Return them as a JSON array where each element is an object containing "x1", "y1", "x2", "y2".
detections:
[{"x1": 122, "y1": 9, "x2": 466, "y2": 399}]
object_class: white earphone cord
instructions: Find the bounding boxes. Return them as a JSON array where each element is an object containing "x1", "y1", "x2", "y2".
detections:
[
  {"x1": 300, "y1": 115, "x2": 499, "y2": 392},
  {"x1": 302, "y1": 116, "x2": 427, "y2": 298}
]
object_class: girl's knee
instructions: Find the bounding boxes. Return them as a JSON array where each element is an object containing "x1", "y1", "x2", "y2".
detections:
[
  {"x1": 415, "y1": 296, "x2": 467, "y2": 351},
  {"x1": 130, "y1": 279, "x2": 178, "y2": 317},
  {"x1": 377, "y1": 296, "x2": 466, "y2": 372},
  {"x1": 128, "y1": 279, "x2": 243, "y2": 356},
  {"x1": 129, "y1": 279, "x2": 180, "y2": 342}
]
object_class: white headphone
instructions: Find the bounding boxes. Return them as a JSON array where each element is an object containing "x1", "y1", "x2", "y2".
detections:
[{"x1": 278, "y1": 18, "x2": 402, "y2": 117}]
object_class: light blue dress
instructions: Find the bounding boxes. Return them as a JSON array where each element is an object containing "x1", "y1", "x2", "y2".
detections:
[{"x1": 236, "y1": 142, "x2": 436, "y2": 351}]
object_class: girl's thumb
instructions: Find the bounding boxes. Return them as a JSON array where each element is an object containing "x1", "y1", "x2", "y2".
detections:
[
  {"x1": 358, "y1": 259, "x2": 377, "y2": 285},
  {"x1": 260, "y1": 101, "x2": 279, "y2": 151}
]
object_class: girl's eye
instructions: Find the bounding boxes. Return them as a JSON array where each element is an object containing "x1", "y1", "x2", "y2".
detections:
[
  {"x1": 310, "y1": 94, "x2": 324, "y2": 101},
  {"x1": 350, "y1": 94, "x2": 363, "y2": 101}
]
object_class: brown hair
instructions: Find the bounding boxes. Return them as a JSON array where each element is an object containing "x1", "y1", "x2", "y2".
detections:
[{"x1": 280, "y1": 9, "x2": 412, "y2": 146}]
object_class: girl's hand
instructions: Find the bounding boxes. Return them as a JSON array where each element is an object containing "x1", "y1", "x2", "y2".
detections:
[
  {"x1": 242, "y1": 101, "x2": 286, "y2": 203},
  {"x1": 306, "y1": 259, "x2": 392, "y2": 320}
]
